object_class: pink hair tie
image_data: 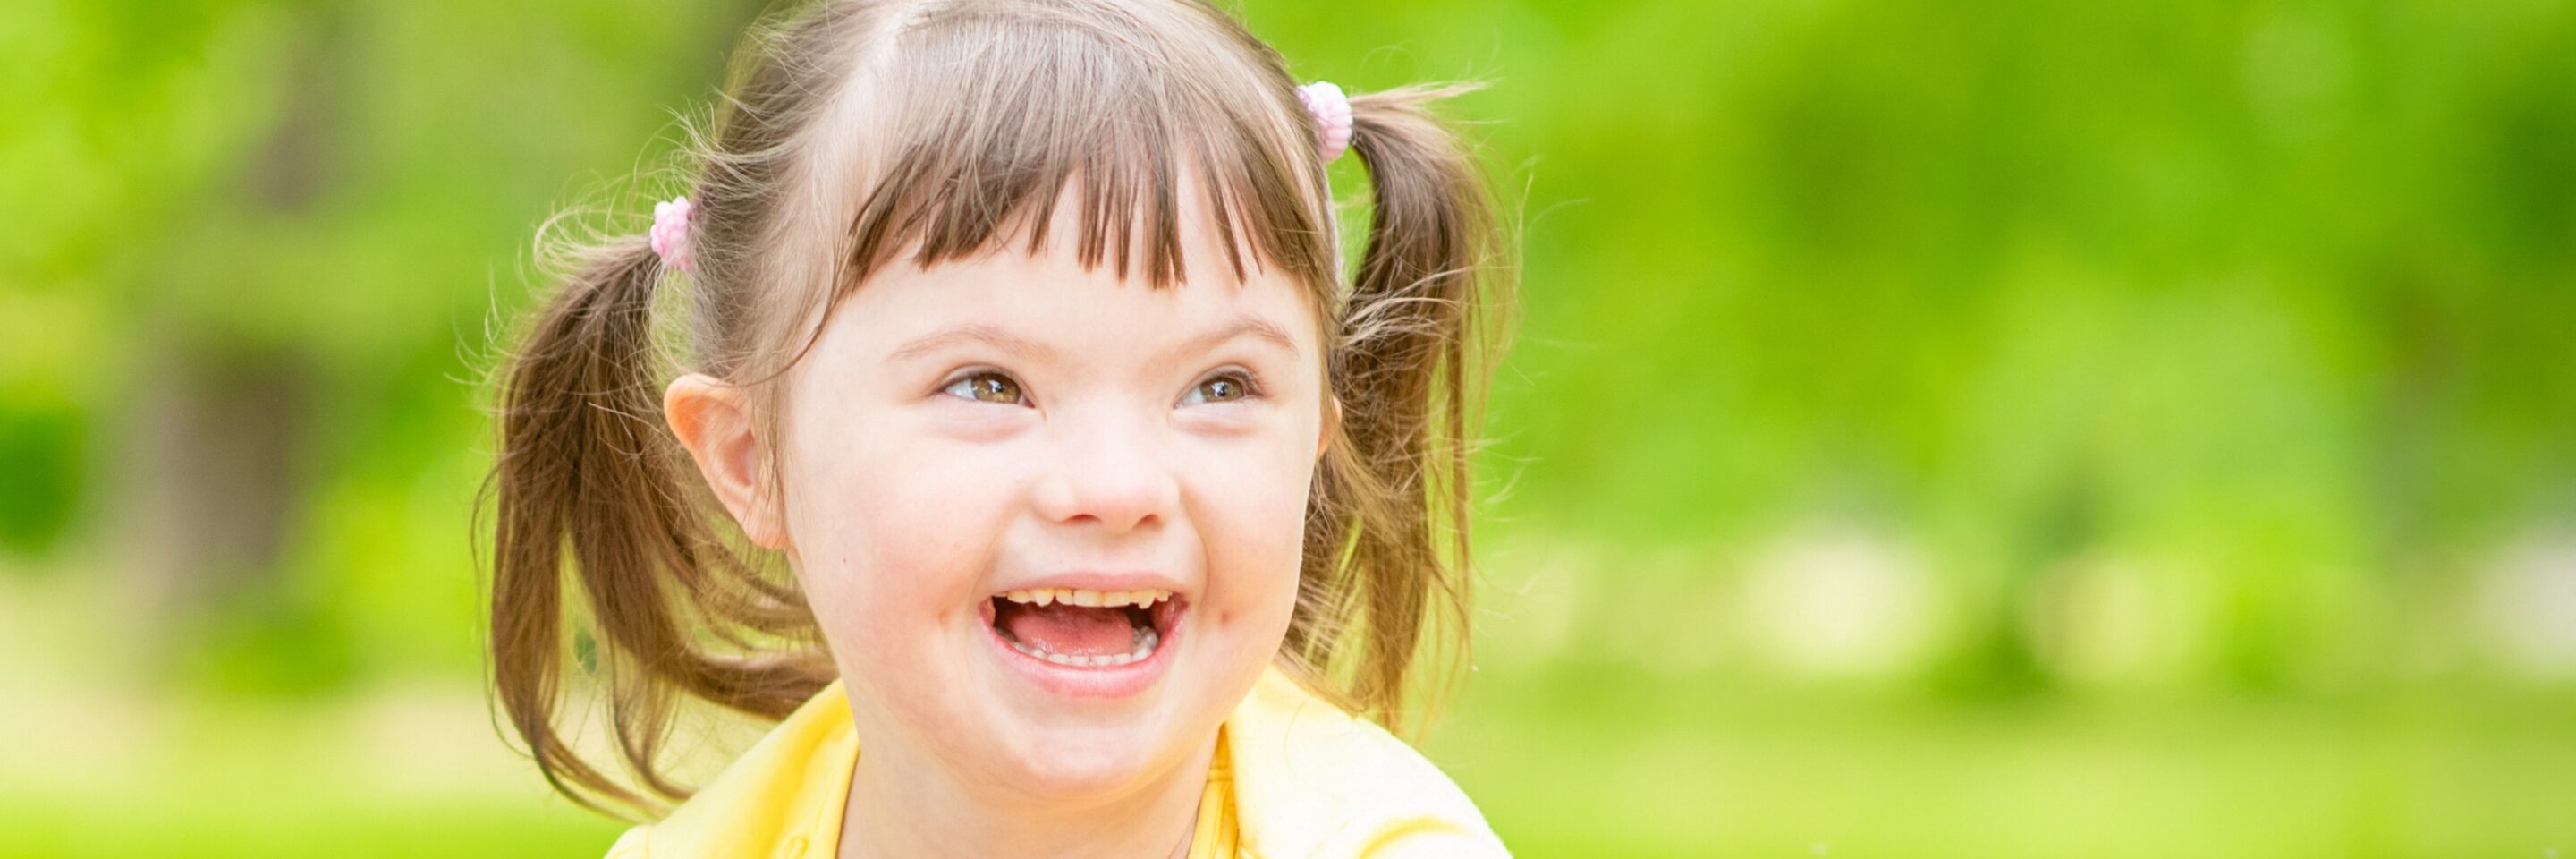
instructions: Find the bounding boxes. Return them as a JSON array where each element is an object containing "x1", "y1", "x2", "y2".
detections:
[
  {"x1": 1297, "y1": 81, "x2": 1352, "y2": 163},
  {"x1": 649, "y1": 195, "x2": 696, "y2": 272}
]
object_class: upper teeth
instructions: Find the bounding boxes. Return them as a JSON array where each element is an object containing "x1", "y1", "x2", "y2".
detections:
[{"x1": 999, "y1": 588, "x2": 1172, "y2": 608}]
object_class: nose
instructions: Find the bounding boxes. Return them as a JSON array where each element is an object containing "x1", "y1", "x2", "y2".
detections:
[{"x1": 1029, "y1": 407, "x2": 1181, "y2": 535}]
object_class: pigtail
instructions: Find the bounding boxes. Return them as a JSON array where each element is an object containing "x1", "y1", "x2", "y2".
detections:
[
  {"x1": 1299, "y1": 84, "x2": 1512, "y2": 732},
  {"x1": 487, "y1": 234, "x2": 833, "y2": 820}
]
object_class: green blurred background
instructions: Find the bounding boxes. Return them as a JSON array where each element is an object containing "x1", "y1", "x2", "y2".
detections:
[{"x1": 5, "y1": 0, "x2": 2574, "y2": 855}]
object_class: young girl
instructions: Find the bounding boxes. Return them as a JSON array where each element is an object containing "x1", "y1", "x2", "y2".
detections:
[{"x1": 487, "y1": 0, "x2": 1511, "y2": 855}]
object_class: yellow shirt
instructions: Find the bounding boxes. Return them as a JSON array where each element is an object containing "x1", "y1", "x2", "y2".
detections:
[{"x1": 601, "y1": 667, "x2": 1506, "y2": 858}]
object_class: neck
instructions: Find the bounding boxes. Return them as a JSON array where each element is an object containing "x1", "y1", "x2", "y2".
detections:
[{"x1": 835, "y1": 723, "x2": 1217, "y2": 859}]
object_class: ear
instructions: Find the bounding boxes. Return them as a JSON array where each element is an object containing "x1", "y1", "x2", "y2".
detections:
[{"x1": 665, "y1": 373, "x2": 790, "y2": 549}]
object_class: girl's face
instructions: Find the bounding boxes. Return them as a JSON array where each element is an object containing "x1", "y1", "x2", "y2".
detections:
[{"x1": 757, "y1": 206, "x2": 1328, "y2": 800}]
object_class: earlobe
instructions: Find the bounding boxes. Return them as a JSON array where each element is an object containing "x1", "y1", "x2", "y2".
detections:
[
  {"x1": 664, "y1": 374, "x2": 790, "y2": 549},
  {"x1": 1317, "y1": 396, "x2": 1343, "y2": 461}
]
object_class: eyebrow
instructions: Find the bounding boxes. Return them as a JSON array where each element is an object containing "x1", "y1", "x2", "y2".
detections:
[
  {"x1": 886, "y1": 322, "x2": 1055, "y2": 363},
  {"x1": 886, "y1": 316, "x2": 1301, "y2": 364},
  {"x1": 1168, "y1": 316, "x2": 1302, "y2": 362}
]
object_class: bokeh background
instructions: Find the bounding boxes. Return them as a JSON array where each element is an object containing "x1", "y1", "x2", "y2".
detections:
[{"x1": 6, "y1": 0, "x2": 2574, "y2": 855}]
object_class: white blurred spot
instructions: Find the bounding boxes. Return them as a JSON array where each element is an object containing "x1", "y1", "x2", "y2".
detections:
[
  {"x1": 1474, "y1": 539, "x2": 1594, "y2": 668},
  {"x1": 1738, "y1": 524, "x2": 1936, "y2": 678},
  {"x1": 2477, "y1": 532, "x2": 2576, "y2": 679}
]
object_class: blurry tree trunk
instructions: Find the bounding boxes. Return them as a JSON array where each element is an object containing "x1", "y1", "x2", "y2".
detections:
[
  {"x1": 119, "y1": 7, "x2": 345, "y2": 673},
  {"x1": 123, "y1": 342, "x2": 317, "y2": 663}
]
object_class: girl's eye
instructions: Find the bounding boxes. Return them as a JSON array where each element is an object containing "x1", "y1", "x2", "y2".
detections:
[
  {"x1": 1180, "y1": 371, "x2": 1258, "y2": 406},
  {"x1": 942, "y1": 371, "x2": 1028, "y2": 405}
]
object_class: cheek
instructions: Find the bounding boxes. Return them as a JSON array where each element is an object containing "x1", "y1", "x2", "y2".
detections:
[
  {"x1": 780, "y1": 410, "x2": 1013, "y2": 646},
  {"x1": 1182, "y1": 425, "x2": 1318, "y2": 611}
]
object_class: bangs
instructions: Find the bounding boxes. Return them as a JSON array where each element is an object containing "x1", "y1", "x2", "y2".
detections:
[{"x1": 837, "y1": 0, "x2": 1336, "y2": 293}]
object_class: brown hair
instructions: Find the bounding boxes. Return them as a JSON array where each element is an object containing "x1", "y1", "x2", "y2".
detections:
[{"x1": 485, "y1": 0, "x2": 1511, "y2": 820}]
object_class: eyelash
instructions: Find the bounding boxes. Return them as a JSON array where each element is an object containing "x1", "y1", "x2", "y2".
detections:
[{"x1": 934, "y1": 368, "x2": 1266, "y2": 406}]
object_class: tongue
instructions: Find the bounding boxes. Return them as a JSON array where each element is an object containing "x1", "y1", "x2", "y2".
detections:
[{"x1": 996, "y1": 602, "x2": 1137, "y2": 657}]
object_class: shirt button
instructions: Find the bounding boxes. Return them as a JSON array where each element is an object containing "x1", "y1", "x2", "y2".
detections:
[{"x1": 780, "y1": 835, "x2": 808, "y2": 858}]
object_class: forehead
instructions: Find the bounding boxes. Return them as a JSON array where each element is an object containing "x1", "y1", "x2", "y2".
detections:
[{"x1": 819, "y1": 177, "x2": 1325, "y2": 362}]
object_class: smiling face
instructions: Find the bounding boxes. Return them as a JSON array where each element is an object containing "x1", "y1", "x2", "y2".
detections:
[{"x1": 748, "y1": 200, "x2": 1329, "y2": 800}]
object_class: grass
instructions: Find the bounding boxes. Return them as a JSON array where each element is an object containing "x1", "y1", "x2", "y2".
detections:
[
  {"x1": 1441, "y1": 668, "x2": 2576, "y2": 858},
  {"x1": 6, "y1": 667, "x2": 2572, "y2": 857}
]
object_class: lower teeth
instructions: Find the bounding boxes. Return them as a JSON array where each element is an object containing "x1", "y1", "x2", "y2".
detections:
[{"x1": 1007, "y1": 626, "x2": 1159, "y2": 667}]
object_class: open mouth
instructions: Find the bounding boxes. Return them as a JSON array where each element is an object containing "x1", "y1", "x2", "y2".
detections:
[{"x1": 986, "y1": 588, "x2": 1184, "y2": 668}]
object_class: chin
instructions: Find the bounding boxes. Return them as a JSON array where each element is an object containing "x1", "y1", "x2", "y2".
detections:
[{"x1": 988, "y1": 717, "x2": 1191, "y2": 799}]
